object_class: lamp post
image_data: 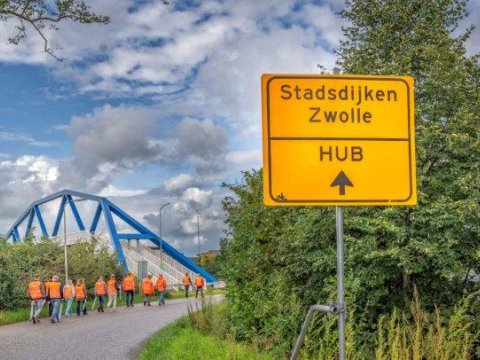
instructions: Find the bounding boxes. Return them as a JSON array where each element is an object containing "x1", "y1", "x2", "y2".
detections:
[
  {"x1": 63, "y1": 198, "x2": 86, "y2": 282},
  {"x1": 159, "y1": 203, "x2": 171, "y2": 253},
  {"x1": 159, "y1": 202, "x2": 171, "y2": 239},
  {"x1": 196, "y1": 209, "x2": 201, "y2": 258}
]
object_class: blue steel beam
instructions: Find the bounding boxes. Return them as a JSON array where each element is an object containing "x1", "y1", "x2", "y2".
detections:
[
  {"x1": 25, "y1": 208, "x2": 35, "y2": 238},
  {"x1": 52, "y1": 195, "x2": 67, "y2": 237},
  {"x1": 101, "y1": 199, "x2": 128, "y2": 272},
  {"x1": 118, "y1": 233, "x2": 157, "y2": 240},
  {"x1": 6, "y1": 207, "x2": 32, "y2": 241},
  {"x1": 13, "y1": 227, "x2": 20, "y2": 243},
  {"x1": 5, "y1": 189, "x2": 98, "y2": 240},
  {"x1": 66, "y1": 195, "x2": 85, "y2": 231},
  {"x1": 89, "y1": 203, "x2": 102, "y2": 234},
  {"x1": 34, "y1": 205, "x2": 48, "y2": 237}
]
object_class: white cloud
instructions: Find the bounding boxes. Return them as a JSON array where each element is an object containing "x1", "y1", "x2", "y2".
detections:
[
  {"x1": 98, "y1": 185, "x2": 148, "y2": 197},
  {"x1": 164, "y1": 174, "x2": 195, "y2": 194}
]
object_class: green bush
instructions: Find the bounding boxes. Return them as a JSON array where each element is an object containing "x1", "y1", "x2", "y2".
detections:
[{"x1": 0, "y1": 255, "x2": 24, "y2": 310}]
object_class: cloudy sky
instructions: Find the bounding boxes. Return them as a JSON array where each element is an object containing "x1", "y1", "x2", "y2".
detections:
[{"x1": 0, "y1": 0, "x2": 478, "y2": 255}]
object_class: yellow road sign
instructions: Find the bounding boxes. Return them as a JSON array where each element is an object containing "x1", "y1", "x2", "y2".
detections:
[{"x1": 262, "y1": 74, "x2": 416, "y2": 206}]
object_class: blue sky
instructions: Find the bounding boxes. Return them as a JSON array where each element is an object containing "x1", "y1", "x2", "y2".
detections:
[{"x1": 0, "y1": 0, "x2": 478, "y2": 255}]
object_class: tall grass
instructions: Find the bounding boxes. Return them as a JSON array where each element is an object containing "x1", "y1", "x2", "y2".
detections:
[
  {"x1": 375, "y1": 288, "x2": 478, "y2": 360},
  {"x1": 291, "y1": 289, "x2": 479, "y2": 359}
]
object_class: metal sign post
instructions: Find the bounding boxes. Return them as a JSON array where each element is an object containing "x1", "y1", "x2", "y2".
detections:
[{"x1": 336, "y1": 206, "x2": 346, "y2": 360}]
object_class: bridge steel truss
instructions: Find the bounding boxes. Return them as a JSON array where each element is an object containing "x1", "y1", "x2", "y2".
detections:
[{"x1": 4, "y1": 189, "x2": 217, "y2": 283}]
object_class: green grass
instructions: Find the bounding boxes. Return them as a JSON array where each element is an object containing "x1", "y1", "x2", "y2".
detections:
[
  {"x1": 139, "y1": 317, "x2": 273, "y2": 360},
  {"x1": 0, "y1": 288, "x2": 225, "y2": 326}
]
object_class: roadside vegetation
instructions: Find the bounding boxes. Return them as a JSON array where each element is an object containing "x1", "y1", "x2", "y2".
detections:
[
  {"x1": 219, "y1": 0, "x2": 480, "y2": 358},
  {"x1": 139, "y1": 301, "x2": 273, "y2": 360}
]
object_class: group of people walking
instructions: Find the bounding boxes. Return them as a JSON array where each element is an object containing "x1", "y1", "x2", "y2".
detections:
[{"x1": 27, "y1": 271, "x2": 206, "y2": 325}]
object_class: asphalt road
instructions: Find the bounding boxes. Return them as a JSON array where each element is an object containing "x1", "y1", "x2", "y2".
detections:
[{"x1": 0, "y1": 295, "x2": 223, "y2": 360}]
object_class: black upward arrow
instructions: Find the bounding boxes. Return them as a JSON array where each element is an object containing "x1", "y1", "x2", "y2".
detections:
[{"x1": 330, "y1": 171, "x2": 353, "y2": 196}]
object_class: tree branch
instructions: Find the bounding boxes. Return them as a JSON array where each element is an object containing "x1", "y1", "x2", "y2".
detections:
[{"x1": 0, "y1": 0, "x2": 112, "y2": 60}]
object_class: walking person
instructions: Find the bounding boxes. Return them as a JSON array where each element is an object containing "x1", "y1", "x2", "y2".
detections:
[
  {"x1": 195, "y1": 273, "x2": 205, "y2": 299},
  {"x1": 94, "y1": 276, "x2": 107, "y2": 313},
  {"x1": 47, "y1": 275, "x2": 63, "y2": 323},
  {"x1": 156, "y1": 273, "x2": 167, "y2": 306},
  {"x1": 63, "y1": 279, "x2": 75, "y2": 317},
  {"x1": 122, "y1": 272, "x2": 135, "y2": 307},
  {"x1": 75, "y1": 278, "x2": 88, "y2": 316},
  {"x1": 107, "y1": 274, "x2": 118, "y2": 310},
  {"x1": 142, "y1": 274, "x2": 154, "y2": 306},
  {"x1": 45, "y1": 275, "x2": 53, "y2": 317},
  {"x1": 28, "y1": 274, "x2": 45, "y2": 325},
  {"x1": 183, "y1": 272, "x2": 192, "y2": 298}
]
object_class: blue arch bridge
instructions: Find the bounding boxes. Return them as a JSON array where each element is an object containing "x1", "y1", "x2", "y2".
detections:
[{"x1": 5, "y1": 189, "x2": 217, "y2": 286}]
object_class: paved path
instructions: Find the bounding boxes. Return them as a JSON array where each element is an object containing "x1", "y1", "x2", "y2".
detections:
[{"x1": 0, "y1": 295, "x2": 223, "y2": 360}]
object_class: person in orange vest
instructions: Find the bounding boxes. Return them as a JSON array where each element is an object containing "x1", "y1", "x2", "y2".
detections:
[
  {"x1": 44, "y1": 275, "x2": 53, "y2": 317},
  {"x1": 94, "y1": 276, "x2": 107, "y2": 313},
  {"x1": 142, "y1": 274, "x2": 154, "y2": 306},
  {"x1": 63, "y1": 279, "x2": 75, "y2": 317},
  {"x1": 195, "y1": 273, "x2": 205, "y2": 299},
  {"x1": 183, "y1": 272, "x2": 192, "y2": 298},
  {"x1": 47, "y1": 275, "x2": 63, "y2": 323},
  {"x1": 28, "y1": 274, "x2": 45, "y2": 324},
  {"x1": 75, "y1": 278, "x2": 88, "y2": 316},
  {"x1": 156, "y1": 274, "x2": 167, "y2": 306},
  {"x1": 122, "y1": 272, "x2": 135, "y2": 307},
  {"x1": 107, "y1": 274, "x2": 119, "y2": 310}
]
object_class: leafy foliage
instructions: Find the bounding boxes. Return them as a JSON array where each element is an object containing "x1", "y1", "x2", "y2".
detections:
[{"x1": 220, "y1": 1, "x2": 479, "y2": 357}]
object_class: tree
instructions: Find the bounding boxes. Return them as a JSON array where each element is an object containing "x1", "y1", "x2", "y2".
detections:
[
  {"x1": 220, "y1": 0, "x2": 479, "y2": 356},
  {"x1": 337, "y1": 0, "x2": 480, "y2": 309},
  {"x1": 0, "y1": 0, "x2": 109, "y2": 60}
]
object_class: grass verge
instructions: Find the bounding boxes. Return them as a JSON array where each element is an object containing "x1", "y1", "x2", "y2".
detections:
[{"x1": 139, "y1": 316, "x2": 272, "y2": 360}]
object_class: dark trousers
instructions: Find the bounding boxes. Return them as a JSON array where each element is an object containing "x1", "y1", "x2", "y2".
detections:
[
  {"x1": 126, "y1": 290, "x2": 134, "y2": 306},
  {"x1": 184, "y1": 285, "x2": 190, "y2": 297},
  {"x1": 76, "y1": 300, "x2": 87, "y2": 315},
  {"x1": 196, "y1": 286, "x2": 204, "y2": 298},
  {"x1": 48, "y1": 300, "x2": 53, "y2": 316},
  {"x1": 98, "y1": 295, "x2": 105, "y2": 312}
]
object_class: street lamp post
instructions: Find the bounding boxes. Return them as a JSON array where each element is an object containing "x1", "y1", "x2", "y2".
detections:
[
  {"x1": 159, "y1": 202, "x2": 171, "y2": 239},
  {"x1": 63, "y1": 198, "x2": 86, "y2": 282},
  {"x1": 196, "y1": 209, "x2": 201, "y2": 258}
]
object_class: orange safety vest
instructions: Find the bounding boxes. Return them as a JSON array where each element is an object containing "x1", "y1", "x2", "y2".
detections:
[
  {"x1": 142, "y1": 278, "x2": 154, "y2": 295},
  {"x1": 95, "y1": 281, "x2": 106, "y2": 295},
  {"x1": 45, "y1": 281, "x2": 52, "y2": 295},
  {"x1": 183, "y1": 276, "x2": 191, "y2": 286},
  {"x1": 75, "y1": 284, "x2": 86, "y2": 300},
  {"x1": 29, "y1": 280, "x2": 43, "y2": 300},
  {"x1": 49, "y1": 282, "x2": 62, "y2": 299},
  {"x1": 64, "y1": 285, "x2": 73, "y2": 299},
  {"x1": 123, "y1": 276, "x2": 135, "y2": 291},
  {"x1": 195, "y1": 276, "x2": 204, "y2": 288},
  {"x1": 156, "y1": 277, "x2": 167, "y2": 291},
  {"x1": 107, "y1": 279, "x2": 117, "y2": 295}
]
